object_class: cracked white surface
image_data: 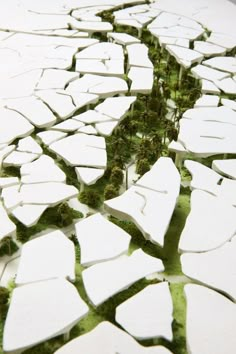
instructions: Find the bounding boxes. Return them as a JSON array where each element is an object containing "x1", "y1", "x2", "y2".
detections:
[
  {"x1": 1, "y1": 184, "x2": 21, "y2": 211},
  {"x1": 20, "y1": 155, "x2": 66, "y2": 184},
  {"x1": 212, "y1": 159, "x2": 236, "y2": 180},
  {"x1": 20, "y1": 182, "x2": 78, "y2": 206},
  {"x1": 107, "y1": 32, "x2": 140, "y2": 45},
  {"x1": 116, "y1": 282, "x2": 173, "y2": 341},
  {"x1": 178, "y1": 190, "x2": 236, "y2": 253},
  {"x1": 194, "y1": 95, "x2": 219, "y2": 108},
  {"x1": 128, "y1": 67, "x2": 154, "y2": 94},
  {"x1": 127, "y1": 43, "x2": 153, "y2": 69},
  {"x1": 185, "y1": 284, "x2": 236, "y2": 354},
  {"x1": 11, "y1": 204, "x2": 48, "y2": 227},
  {"x1": 3, "y1": 151, "x2": 39, "y2": 167},
  {"x1": 75, "y1": 167, "x2": 104, "y2": 186},
  {"x1": 181, "y1": 237, "x2": 236, "y2": 301},
  {"x1": 166, "y1": 45, "x2": 203, "y2": 69},
  {"x1": 75, "y1": 213, "x2": 131, "y2": 267},
  {"x1": 95, "y1": 96, "x2": 136, "y2": 120},
  {"x1": 203, "y1": 57, "x2": 236, "y2": 75},
  {"x1": 0, "y1": 201, "x2": 16, "y2": 240},
  {"x1": 49, "y1": 133, "x2": 107, "y2": 168},
  {"x1": 95, "y1": 121, "x2": 118, "y2": 136},
  {"x1": 194, "y1": 41, "x2": 226, "y2": 57},
  {"x1": 82, "y1": 249, "x2": 164, "y2": 306},
  {"x1": 36, "y1": 69, "x2": 80, "y2": 90},
  {"x1": 17, "y1": 136, "x2": 42, "y2": 155},
  {"x1": 191, "y1": 64, "x2": 229, "y2": 82},
  {"x1": 36, "y1": 130, "x2": 67, "y2": 145},
  {"x1": 54, "y1": 321, "x2": 172, "y2": 354},
  {"x1": 3, "y1": 279, "x2": 89, "y2": 354},
  {"x1": 15, "y1": 230, "x2": 75, "y2": 285}
]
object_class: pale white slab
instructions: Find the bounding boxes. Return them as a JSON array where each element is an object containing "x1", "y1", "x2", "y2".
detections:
[
  {"x1": 178, "y1": 190, "x2": 236, "y2": 253},
  {"x1": 194, "y1": 95, "x2": 219, "y2": 108},
  {"x1": 95, "y1": 96, "x2": 136, "y2": 120},
  {"x1": 116, "y1": 282, "x2": 173, "y2": 341},
  {"x1": 3, "y1": 279, "x2": 89, "y2": 353},
  {"x1": 191, "y1": 64, "x2": 229, "y2": 82},
  {"x1": 184, "y1": 284, "x2": 236, "y2": 354},
  {"x1": 76, "y1": 42, "x2": 124, "y2": 60},
  {"x1": 221, "y1": 98, "x2": 236, "y2": 111},
  {"x1": 0, "y1": 108, "x2": 34, "y2": 145},
  {"x1": 127, "y1": 43, "x2": 153, "y2": 69},
  {"x1": 181, "y1": 237, "x2": 236, "y2": 301},
  {"x1": 166, "y1": 45, "x2": 203, "y2": 69},
  {"x1": 201, "y1": 79, "x2": 220, "y2": 94},
  {"x1": 73, "y1": 110, "x2": 112, "y2": 124},
  {"x1": 82, "y1": 249, "x2": 164, "y2": 306},
  {"x1": 77, "y1": 125, "x2": 97, "y2": 135},
  {"x1": 37, "y1": 130, "x2": 67, "y2": 145},
  {"x1": 107, "y1": 32, "x2": 140, "y2": 45},
  {"x1": 194, "y1": 41, "x2": 226, "y2": 57},
  {"x1": 5, "y1": 96, "x2": 57, "y2": 128},
  {"x1": 214, "y1": 77, "x2": 236, "y2": 95},
  {"x1": 3, "y1": 151, "x2": 39, "y2": 167},
  {"x1": 75, "y1": 167, "x2": 104, "y2": 186},
  {"x1": 54, "y1": 321, "x2": 172, "y2": 354},
  {"x1": 212, "y1": 159, "x2": 236, "y2": 180},
  {"x1": 37, "y1": 69, "x2": 79, "y2": 90},
  {"x1": 49, "y1": 134, "x2": 107, "y2": 168},
  {"x1": 51, "y1": 119, "x2": 85, "y2": 132},
  {"x1": 75, "y1": 213, "x2": 130, "y2": 266},
  {"x1": 95, "y1": 121, "x2": 118, "y2": 136},
  {"x1": 15, "y1": 230, "x2": 75, "y2": 285},
  {"x1": 11, "y1": 204, "x2": 48, "y2": 227},
  {"x1": 0, "y1": 177, "x2": 19, "y2": 189},
  {"x1": 0, "y1": 201, "x2": 16, "y2": 240},
  {"x1": 1, "y1": 184, "x2": 21, "y2": 211},
  {"x1": 17, "y1": 136, "x2": 42, "y2": 155},
  {"x1": 20, "y1": 155, "x2": 66, "y2": 184},
  {"x1": 128, "y1": 67, "x2": 154, "y2": 94},
  {"x1": 203, "y1": 57, "x2": 236, "y2": 74},
  {"x1": 20, "y1": 182, "x2": 78, "y2": 206}
]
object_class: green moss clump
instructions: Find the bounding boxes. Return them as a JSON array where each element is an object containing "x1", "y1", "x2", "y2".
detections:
[
  {"x1": 0, "y1": 287, "x2": 10, "y2": 320},
  {"x1": 79, "y1": 190, "x2": 102, "y2": 209},
  {"x1": 15, "y1": 203, "x2": 83, "y2": 244},
  {"x1": 0, "y1": 237, "x2": 19, "y2": 258}
]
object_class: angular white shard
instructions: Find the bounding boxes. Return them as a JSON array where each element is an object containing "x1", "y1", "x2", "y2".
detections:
[
  {"x1": 107, "y1": 32, "x2": 140, "y2": 45},
  {"x1": 0, "y1": 202, "x2": 16, "y2": 240},
  {"x1": 181, "y1": 237, "x2": 236, "y2": 301},
  {"x1": 194, "y1": 95, "x2": 219, "y2": 108},
  {"x1": 75, "y1": 213, "x2": 131, "y2": 267},
  {"x1": 158, "y1": 37, "x2": 189, "y2": 48},
  {"x1": 127, "y1": 43, "x2": 153, "y2": 69},
  {"x1": 128, "y1": 67, "x2": 154, "y2": 94},
  {"x1": 37, "y1": 130, "x2": 67, "y2": 145},
  {"x1": 136, "y1": 157, "x2": 180, "y2": 196},
  {"x1": 191, "y1": 64, "x2": 229, "y2": 82},
  {"x1": 82, "y1": 249, "x2": 164, "y2": 306},
  {"x1": 194, "y1": 41, "x2": 226, "y2": 57},
  {"x1": 67, "y1": 74, "x2": 128, "y2": 98},
  {"x1": 20, "y1": 155, "x2": 66, "y2": 184},
  {"x1": 0, "y1": 108, "x2": 34, "y2": 145},
  {"x1": 116, "y1": 282, "x2": 173, "y2": 341},
  {"x1": 221, "y1": 98, "x2": 236, "y2": 111},
  {"x1": 11, "y1": 204, "x2": 48, "y2": 227},
  {"x1": 212, "y1": 159, "x2": 236, "y2": 180},
  {"x1": 49, "y1": 134, "x2": 107, "y2": 168},
  {"x1": 75, "y1": 59, "x2": 124, "y2": 77},
  {"x1": 54, "y1": 321, "x2": 172, "y2": 354},
  {"x1": 214, "y1": 78, "x2": 236, "y2": 95},
  {"x1": 201, "y1": 79, "x2": 220, "y2": 94},
  {"x1": 0, "y1": 177, "x2": 19, "y2": 189},
  {"x1": 51, "y1": 119, "x2": 85, "y2": 132},
  {"x1": 20, "y1": 182, "x2": 78, "y2": 206},
  {"x1": 207, "y1": 33, "x2": 236, "y2": 50},
  {"x1": 184, "y1": 284, "x2": 236, "y2": 354},
  {"x1": 3, "y1": 279, "x2": 89, "y2": 353},
  {"x1": 150, "y1": 26, "x2": 204, "y2": 41},
  {"x1": 70, "y1": 19, "x2": 113, "y2": 33},
  {"x1": 75, "y1": 42, "x2": 124, "y2": 60},
  {"x1": 3, "y1": 151, "x2": 39, "y2": 167},
  {"x1": 73, "y1": 110, "x2": 111, "y2": 124},
  {"x1": 95, "y1": 121, "x2": 118, "y2": 136},
  {"x1": 77, "y1": 125, "x2": 97, "y2": 135},
  {"x1": 178, "y1": 190, "x2": 236, "y2": 253},
  {"x1": 15, "y1": 230, "x2": 75, "y2": 285},
  {"x1": 166, "y1": 45, "x2": 203, "y2": 69},
  {"x1": 75, "y1": 167, "x2": 104, "y2": 186},
  {"x1": 203, "y1": 57, "x2": 236, "y2": 74},
  {"x1": 1, "y1": 184, "x2": 22, "y2": 211},
  {"x1": 95, "y1": 96, "x2": 136, "y2": 120},
  {"x1": 184, "y1": 159, "x2": 222, "y2": 193},
  {"x1": 36, "y1": 69, "x2": 79, "y2": 90},
  {"x1": 5, "y1": 96, "x2": 57, "y2": 128},
  {"x1": 17, "y1": 136, "x2": 42, "y2": 155}
]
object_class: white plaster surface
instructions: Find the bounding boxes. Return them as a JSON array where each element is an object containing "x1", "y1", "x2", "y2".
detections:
[
  {"x1": 49, "y1": 134, "x2": 107, "y2": 168},
  {"x1": 11, "y1": 204, "x2": 48, "y2": 227},
  {"x1": 184, "y1": 284, "x2": 236, "y2": 354},
  {"x1": 20, "y1": 155, "x2": 66, "y2": 184},
  {"x1": 20, "y1": 182, "x2": 78, "y2": 206},
  {"x1": 17, "y1": 136, "x2": 42, "y2": 155},
  {"x1": 116, "y1": 282, "x2": 173, "y2": 341},
  {"x1": 95, "y1": 96, "x2": 136, "y2": 120},
  {"x1": 178, "y1": 190, "x2": 236, "y2": 253},
  {"x1": 1, "y1": 184, "x2": 21, "y2": 211},
  {"x1": 194, "y1": 41, "x2": 226, "y2": 57},
  {"x1": 3, "y1": 279, "x2": 89, "y2": 353},
  {"x1": 128, "y1": 67, "x2": 154, "y2": 94},
  {"x1": 191, "y1": 64, "x2": 229, "y2": 82},
  {"x1": 3, "y1": 151, "x2": 39, "y2": 167},
  {"x1": 75, "y1": 213, "x2": 131, "y2": 267},
  {"x1": 0, "y1": 177, "x2": 19, "y2": 189},
  {"x1": 107, "y1": 32, "x2": 140, "y2": 45},
  {"x1": 15, "y1": 230, "x2": 75, "y2": 285},
  {"x1": 75, "y1": 167, "x2": 104, "y2": 186},
  {"x1": 194, "y1": 95, "x2": 219, "y2": 108},
  {"x1": 54, "y1": 321, "x2": 172, "y2": 354},
  {"x1": 203, "y1": 57, "x2": 236, "y2": 75},
  {"x1": 0, "y1": 202, "x2": 16, "y2": 240},
  {"x1": 166, "y1": 45, "x2": 203, "y2": 68},
  {"x1": 212, "y1": 159, "x2": 236, "y2": 180},
  {"x1": 127, "y1": 43, "x2": 153, "y2": 69},
  {"x1": 181, "y1": 237, "x2": 236, "y2": 301},
  {"x1": 36, "y1": 130, "x2": 67, "y2": 145},
  {"x1": 82, "y1": 249, "x2": 164, "y2": 306}
]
